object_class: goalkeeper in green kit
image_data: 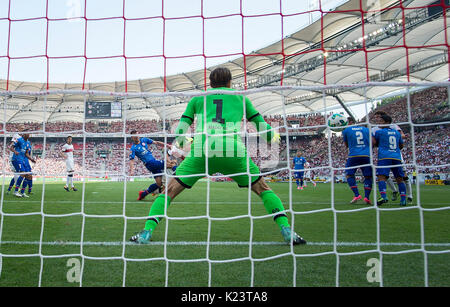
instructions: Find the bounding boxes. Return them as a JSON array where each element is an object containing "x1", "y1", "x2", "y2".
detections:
[{"x1": 130, "y1": 67, "x2": 306, "y2": 245}]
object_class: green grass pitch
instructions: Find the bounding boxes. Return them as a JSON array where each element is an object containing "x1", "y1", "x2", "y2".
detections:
[{"x1": 0, "y1": 179, "x2": 449, "y2": 287}]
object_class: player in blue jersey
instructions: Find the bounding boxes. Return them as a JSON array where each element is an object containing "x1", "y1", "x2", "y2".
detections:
[
  {"x1": 373, "y1": 114, "x2": 407, "y2": 206},
  {"x1": 128, "y1": 130, "x2": 176, "y2": 201},
  {"x1": 8, "y1": 132, "x2": 35, "y2": 198},
  {"x1": 292, "y1": 151, "x2": 307, "y2": 190},
  {"x1": 7, "y1": 131, "x2": 22, "y2": 194},
  {"x1": 20, "y1": 135, "x2": 36, "y2": 195},
  {"x1": 342, "y1": 117, "x2": 373, "y2": 205},
  {"x1": 373, "y1": 110, "x2": 413, "y2": 203}
]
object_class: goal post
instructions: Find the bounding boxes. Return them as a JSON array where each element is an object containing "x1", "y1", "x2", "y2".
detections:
[{"x1": 1, "y1": 0, "x2": 450, "y2": 288}]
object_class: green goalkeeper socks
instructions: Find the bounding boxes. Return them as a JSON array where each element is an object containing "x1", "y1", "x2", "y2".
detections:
[
  {"x1": 259, "y1": 190, "x2": 290, "y2": 230},
  {"x1": 144, "y1": 194, "x2": 172, "y2": 231}
]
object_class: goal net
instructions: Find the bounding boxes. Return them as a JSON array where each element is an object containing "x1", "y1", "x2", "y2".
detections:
[{"x1": 0, "y1": 0, "x2": 449, "y2": 288}]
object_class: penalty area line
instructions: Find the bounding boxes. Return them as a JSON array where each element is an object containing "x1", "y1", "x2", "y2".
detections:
[{"x1": 1, "y1": 241, "x2": 450, "y2": 247}]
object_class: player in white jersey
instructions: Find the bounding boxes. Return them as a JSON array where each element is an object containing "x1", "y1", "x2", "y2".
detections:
[
  {"x1": 372, "y1": 111, "x2": 412, "y2": 203},
  {"x1": 61, "y1": 136, "x2": 77, "y2": 192},
  {"x1": 303, "y1": 161, "x2": 316, "y2": 188}
]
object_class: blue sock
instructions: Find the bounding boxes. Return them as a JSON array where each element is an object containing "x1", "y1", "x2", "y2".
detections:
[
  {"x1": 347, "y1": 176, "x2": 359, "y2": 196},
  {"x1": 146, "y1": 183, "x2": 159, "y2": 194},
  {"x1": 172, "y1": 166, "x2": 177, "y2": 172},
  {"x1": 398, "y1": 182, "x2": 406, "y2": 202},
  {"x1": 14, "y1": 177, "x2": 24, "y2": 192},
  {"x1": 300, "y1": 179, "x2": 304, "y2": 187},
  {"x1": 28, "y1": 179, "x2": 33, "y2": 193},
  {"x1": 8, "y1": 178, "x2": 15, "y2": 191},
  {"x1": 296, "y1": 179, "x2": 299, "y2": 187},
  {"x1": 378, "y1": 180, "x2": 387, "y2": 200},
  {"x1": 364, "y1": 178, "x2": 372, "y2": 199},
  {"x1": 21, "y1": 179, "x2": 28, "y2": 194}
]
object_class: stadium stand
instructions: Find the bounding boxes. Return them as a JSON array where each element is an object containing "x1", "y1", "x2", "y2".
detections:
[{"x1": 1, "y1": 86, "x2": 448, "y2": 180}]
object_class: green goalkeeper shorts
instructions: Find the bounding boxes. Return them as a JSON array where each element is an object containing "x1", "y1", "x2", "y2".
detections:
[{"x1": 174, "y1": 156, "x2": 262, "y2": 189}]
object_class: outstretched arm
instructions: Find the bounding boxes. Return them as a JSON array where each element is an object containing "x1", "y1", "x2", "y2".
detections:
[
  {"x1": 152, "y1": 140, "x2": 172, "y2": 149},
  {"x1": 173, "y1": 99, "x2": 196, "y2": 147},
  {"x1": 25, "y1": 150, "x2": 36, "y2": 163}
]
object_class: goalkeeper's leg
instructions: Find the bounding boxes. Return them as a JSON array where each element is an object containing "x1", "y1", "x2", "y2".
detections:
[
  {"x1": 130, "y1": 156, "x2": 202, "y2": 244},
  {"x1": 230, "y1": 158, "x2": 306, "y2": 245},
  {"x1": 130, "y1": 156, "x2": 307, "y2": 245},
  {"x1": 130, "y1": 179, "x2": 186, "y2": 244},
  {"x1": 130, "y1": 177, "x2": 307, "y2": 245},
  {"x1": 250, "y1": 178, "x2": 307, "y2": 245}
]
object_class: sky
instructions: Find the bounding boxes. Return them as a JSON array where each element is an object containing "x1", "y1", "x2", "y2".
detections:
[
  {"x1": 0, "y1": 0, "x2": 371, "y2": 119},
  {"x1": 0, "y1": 0, "x2": 348, "y2": 84}
]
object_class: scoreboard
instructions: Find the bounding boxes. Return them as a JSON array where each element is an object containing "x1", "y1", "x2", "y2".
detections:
[{"x1": 86, "y1": 101, "x2": 122, "y2": 119}]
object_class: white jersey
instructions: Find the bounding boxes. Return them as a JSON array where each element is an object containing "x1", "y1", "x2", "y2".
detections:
[
  {"x1": 304, "y1": 162, "x2": 311, "y2": 178},
  {"x1": 371, "y1": 124, "x2": 402, "y2": 136},
  {"x1": 62, "y1": 143, "x2": 74, "y2": 161},
  {"x1": 9, "y1": 133, "x2": 21, "y2": 159},
  {"x1": 62, "y1": 143, "x2": 74, "y2": 172}
]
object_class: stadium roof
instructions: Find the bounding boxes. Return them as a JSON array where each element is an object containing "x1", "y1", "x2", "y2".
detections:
[{"x1": 1, "y1": 0, "x2": 448, "y2": 123}]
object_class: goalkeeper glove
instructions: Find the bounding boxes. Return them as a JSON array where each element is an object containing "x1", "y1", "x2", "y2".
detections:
[
  {"x1": 271, "y1": 132, "x2": 280, "y2": 144},
  {"x1": 175, "y1": 136, "x2": 193, "y2": 148}
]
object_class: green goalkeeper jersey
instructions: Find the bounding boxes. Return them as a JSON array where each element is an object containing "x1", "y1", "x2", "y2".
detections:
[{"x1": 175, "y1": 87, "x2": 274, "y2": 158}]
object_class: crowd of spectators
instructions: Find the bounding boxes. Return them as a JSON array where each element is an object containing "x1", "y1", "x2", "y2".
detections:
[
  {"x1": 1, "y1": 86, "x2": 448, "y2": 179},
  {"x1": 363, "y1": 86, "x2": 448, "y2": 124}
]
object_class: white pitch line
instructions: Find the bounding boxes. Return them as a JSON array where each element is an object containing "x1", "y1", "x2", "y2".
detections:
[
  {"x1": 3, "y1": 199, "x2": 450, "y2": 206},
  {"x1": 1, "y1": 241, "x2": 450, "y2": 247},
  {"x1": 0, "y1": 200, "x2": 316, "y2": 205}
]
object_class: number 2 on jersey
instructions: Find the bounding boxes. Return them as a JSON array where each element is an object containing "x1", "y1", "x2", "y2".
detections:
[{"x1": 355, "y1": 131, "x2": 364, "y2": 145}]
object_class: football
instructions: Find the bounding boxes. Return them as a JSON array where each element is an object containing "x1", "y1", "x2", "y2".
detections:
[{"x1": 327, "y1": 113, "x2": 348, "y2": 129}]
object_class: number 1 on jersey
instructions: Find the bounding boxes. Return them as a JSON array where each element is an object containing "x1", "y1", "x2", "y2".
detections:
[{"x1": 212, "y1": 99, "x2": 225, "y2": 124}]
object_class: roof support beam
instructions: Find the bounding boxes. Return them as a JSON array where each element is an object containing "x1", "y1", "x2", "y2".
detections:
[{"x1": 333, "y1": 94, "x2": 356, "y2": 122}]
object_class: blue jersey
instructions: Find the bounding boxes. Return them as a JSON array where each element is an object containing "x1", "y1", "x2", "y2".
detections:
[
  {"x1": 25, "y1": 140, "x2": 32, "y2": 156},
  {"x1": 11, "y1": 137, "x2": 27, "y2": 162},
  {"x1": 23, "y1": 140, "x2": 32, "y2": 165},
  {"x1": 374, "y1": 128, "x2": 403, "y2": 161},
  {"x1": 293, "y1": 156, "x2": 306, "y2": 170},
  {"x1": 129, "y1": 138, "x2": 155, "y2": 164},
  {"x1": 342, "y1": 126, "x2": 371, "y2": 157}
]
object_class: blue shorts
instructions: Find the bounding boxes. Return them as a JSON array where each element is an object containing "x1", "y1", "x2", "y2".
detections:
[
  {"x1": 23, "y1": 160, "x2": 32, "y2": 173},
  {"x1": 10, "y1": 160, "x2": 24, "y2": 173},
  {"x1": 345, "y1": 156, "x2": 372, "y2": 177},
  {"x1": 294, "y1": 170, "x2": 304, "y2": 179},
  {"x1": 376, "y1": 159, "x2": 405, "y2": 178},
  {"x1": 145, "y1": 159, "x2": 165, "y2": 177}
]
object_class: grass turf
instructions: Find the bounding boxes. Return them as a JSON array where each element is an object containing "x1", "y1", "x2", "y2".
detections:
[{"x1": 0, "y1": 180, "x2": 449, "y2": 287}]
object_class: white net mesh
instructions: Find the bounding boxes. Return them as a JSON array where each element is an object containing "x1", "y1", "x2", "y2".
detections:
[
  {"x1": 1, "y1": 82, "x2": 449, "y2": 287},
  {"x1": 1, "y1": 0, "x2": 450, "y2": 288}
]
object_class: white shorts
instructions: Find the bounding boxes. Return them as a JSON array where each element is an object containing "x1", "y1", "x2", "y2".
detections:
[
  {"x1": 305, "y1": 171, "x2": 311, "y2": 178},
  {"x1": 66, "y1": 159, "x2": 74, "y2": 173}
]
